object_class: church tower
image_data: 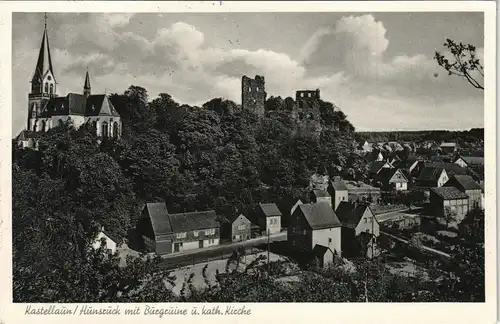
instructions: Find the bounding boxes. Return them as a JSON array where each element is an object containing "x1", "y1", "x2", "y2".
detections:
[
  {"x1": 27, "y1": 13, "x2": 57, "y2": 131},
  {"x1": 83, "y1": 70, "x2": 91, "y2": 98}
]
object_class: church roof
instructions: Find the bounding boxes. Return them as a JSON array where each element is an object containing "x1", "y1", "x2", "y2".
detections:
[
  {"x1": 39, "y1": 93, "x2": 120, "y2": 117},
  {"x1": 84, "y1": 71, "x2": 91, "y2": 90},
  {"x1": 31, "y1": 24, "x2": 56, "y2": 85}
]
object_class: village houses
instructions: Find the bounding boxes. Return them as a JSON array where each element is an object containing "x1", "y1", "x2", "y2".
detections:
[
  {"x1": 288, "y1": 202, "x2": 342, "y2": 266},
  {"x1": 444, "y1": 175, "x2": 483, "y2": 210},
  {"x1": 429, "y1": 187, "x2": 470, "y2": 223},
  {"x1": 257, "y1": 203, "x2": 282, "y2": 235},
  {"x1": 336, "y1": 202, "x2": 380, "y2": 259},
  {"x1": 139, "y1": 202, "x2": 220, "y2": 255}
]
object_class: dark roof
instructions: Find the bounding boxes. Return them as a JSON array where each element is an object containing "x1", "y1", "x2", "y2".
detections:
[
  {"x1": 418, "y1": 166, "x2": 445, "y2": 182},
  {"x1": 39, "y1": 93, "x2": 120, "y2": 117},
  {"x1": 424, "y1": 162, "x2": 468, "y2": 176},
  {"x1": 370, "y1": 161, "x2": 390, "y2": 174},
  {"x1": 84, "y1": 71, "x2": 91, "y2": 90},
  {"x1": 298, "y1": 202, "x2": 342, "y2": 230},
  {"x1": 330, "y1": 177, "x2": 348, "y2": 191},
  {"x1": 259, "y1": 203, "x2": 282, "y2": 217},
  {"x1": 446, "y1": 175, "x2": 482, "y2": 191},
  {"x1": 32, "y1": 28, "x2": 56, "y2": 85},
  {"x1": 430, "y1": 187, "x2": 469, "y2": 200},
  {"x1": 335, "y1": 202, "x2": 372, "y2": 229},
  {"x1": 460, "y1": 156, "x2": 484, "y2": 166},
  {"x1": 377, "y1": 168, "x2": 408, "y2": 183},
  {"x1": 227, "y1": 213, "x2": 251, "y2": 224},
  {"x1": 312, "y1": 189, "x2": 330, "y2": 198},
  {"x1": 169, "y1": 210, "x2": 218, "y2": 233},
  {"x1": 312, "y1": 244, "x2": 332, "y2": 257},
  {"x1": 145, "y1": 202, "x2": 172, "y2": 235}
]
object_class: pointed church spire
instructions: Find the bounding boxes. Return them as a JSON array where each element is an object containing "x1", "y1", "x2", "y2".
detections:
[
  {"x1": 31, "y1": 13, "x2": 56, "y2": 94},
  {"x1": 83, "y1": 69, "x2": 91, "y2": 97}
]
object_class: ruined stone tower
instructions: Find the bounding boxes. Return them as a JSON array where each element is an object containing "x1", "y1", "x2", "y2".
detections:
[
  {"x1": 241, "y1": 75, "x2": 266, "y2": 117},
  {"x1": 292, "y1": 89, "x2": 323, "y2": 138}
]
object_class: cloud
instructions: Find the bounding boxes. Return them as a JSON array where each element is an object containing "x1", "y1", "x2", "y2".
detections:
[{"x1": 12, "y1": 13, "x2": 484, "y2": 136}]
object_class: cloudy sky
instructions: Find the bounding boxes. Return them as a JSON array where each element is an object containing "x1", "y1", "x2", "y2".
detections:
[{"x1": 12, "y1": 12, "x2": 484, "y2": 136}]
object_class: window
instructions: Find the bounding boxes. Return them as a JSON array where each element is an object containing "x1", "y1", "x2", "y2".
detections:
[
  {"x1": 328, "y1": 238, "x2": 332, "y2": 243},
  {"x1": 44, "y1": 83, "x2": 48, "y2": 93},
  {"x1": 238, "y1": 225, "x2": 246, "y2": 230},
  {"x1": 193, "y1": 231, "x2": 198, "y2": 237},
  {"x1": 41, "y1": 120, "x2": 47, "y2": 132},
  {"x1": 302, "y1": 229, "x2": 306, "y2": 235},
  {"x1": 102, "y1": 122, "x2": 109, "y2": 137},
  {"x1": 342, "y1": 196, "x2": 345, "y2": 201},
  {"x1": 364, "y1": 218, "x2": 368, "y2": 224},
  {"x1": 256, "y1": 87, "x2": 259, "y2": 91},
  {"x1": 210, "y1": 239, "x2": 215, "y2": 244},
  {"x1": 113, "y1": 122, "x2": 119, "y2": 138},
  {"x1": 49, "y1": 84, "x2": 53, "y2": 94},
  {"x1": 176, "y1": 232, "x2": 186, "y2": 239},
  {"x1": 205, "y1": 228, "x2": 215, "y2": 236},
  {"x1": 248, "y1": 87, "x2": 252, "y2": 92}
]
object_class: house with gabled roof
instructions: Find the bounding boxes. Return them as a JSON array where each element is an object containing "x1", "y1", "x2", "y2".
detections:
[
  {"x1": 416, "y1": 166, "x2": 449, "y2": 189},
  {"x1": 288, "y1": 202, "x2": 342, "y2": 262},
  {"x1": 429, "y1": 187, "x2": 469, "y2": 222},
  {"x1": 445, "y1": 175, "x2": 483, "y2": 210},
  {"x1": 225, "y1": 214, "x2": 252, "y2": 242},
  {"x1": 455, "y1": 156, "x2": 484, "y2": 169},
  {"x1": 257, "y1": 203, "x2": 282, "y2": 234},
  {"x1": 139, "y1": 202, "x2": 220, "y2": 255},
  {"x1": 335, "y1": 202, "x2": 380, "y2": 258},
  {"x1": 440, "y1": 142, "x2": 458, "y2": 154},
  {"x1": 329, "y1": 176, "x2": 348, "y2": 211},
  {"x1": 369, "y1": 160, "x2": 394, "y2": 177},
  {"x1": 376, "y1": 168, "x2": 409, "y2": 191}
]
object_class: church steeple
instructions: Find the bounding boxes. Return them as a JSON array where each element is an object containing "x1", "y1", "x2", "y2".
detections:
[
  {"x1": 83, "y1": 69, "x2": 91, "y2": 97},
  {"x1": 30, "y1": 13, "x2": 56, "y2": 95}
]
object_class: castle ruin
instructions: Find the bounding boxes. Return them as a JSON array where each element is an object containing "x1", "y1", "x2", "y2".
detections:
[{"x1": 241, "y1": 75, "x2": 266, "y2": 117}]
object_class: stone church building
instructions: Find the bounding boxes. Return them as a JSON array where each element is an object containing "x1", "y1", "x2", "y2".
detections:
[{"x1": 17, "y1": 16, "x2": 122, "y2": 147}]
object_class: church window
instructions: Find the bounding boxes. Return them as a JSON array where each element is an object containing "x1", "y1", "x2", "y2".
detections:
[
  {"x1": 113, "y1": 122, "x2": 119, "y2": 138},
  {"x1": 33, "y1": 121, "x2": 38, "y2": 132},
  {"x1": 102, "y1": 122, "x2": 109, "y2": 138},
  {"x1": 41, "y1": 120, "x2": 46, "y2": 132},
  {"x1": 44, "y1": 83, "x2": 48, "y2": 93},
  {"x1": 47, "y1": 75, "x2": 52, "y2": 81},
  {"x1": 49, "y1": 84, "x2": 53, "y2": 94}
]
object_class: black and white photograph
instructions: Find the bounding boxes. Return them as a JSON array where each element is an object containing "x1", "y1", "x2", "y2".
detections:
[{"x1": 1, "y1": 1, "x2": 497, "y2": 323}]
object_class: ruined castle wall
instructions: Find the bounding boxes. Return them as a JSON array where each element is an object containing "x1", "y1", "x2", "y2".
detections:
[{"x1": 241, "y1": 75, "x2": 266, "y2": 117}]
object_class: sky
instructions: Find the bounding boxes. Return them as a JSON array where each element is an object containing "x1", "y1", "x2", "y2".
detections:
[{"x1": 12, "y1": 12, "x2": 484, "y2": 136}]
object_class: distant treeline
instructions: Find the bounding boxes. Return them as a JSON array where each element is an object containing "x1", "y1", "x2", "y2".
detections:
[{"x1": 355, "y1": 128, "x2": 484, "y2": 144}]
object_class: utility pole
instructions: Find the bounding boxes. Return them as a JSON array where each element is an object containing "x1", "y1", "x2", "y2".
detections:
[{"x1": 267, "y1": 229, "x2": 270, "y2": 276}]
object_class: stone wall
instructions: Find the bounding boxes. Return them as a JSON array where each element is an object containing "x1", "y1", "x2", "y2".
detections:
[{"x1": 241, "y1": 75, "x2": 266, "y2": 117}]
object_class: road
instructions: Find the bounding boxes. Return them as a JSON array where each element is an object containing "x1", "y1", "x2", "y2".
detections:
[{"x1": 160, "y1": 232, "x2": 287, "y2": 270}]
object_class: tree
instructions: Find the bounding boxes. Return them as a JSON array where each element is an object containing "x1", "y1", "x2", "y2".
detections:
[{"x1": 434, "y1": 39, "x2": 484, "y2": 90}]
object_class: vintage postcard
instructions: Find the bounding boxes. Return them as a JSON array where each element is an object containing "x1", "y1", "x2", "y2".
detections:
[{"x1": 0, "y1": 1, "x2": 496, "y2": 324}]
